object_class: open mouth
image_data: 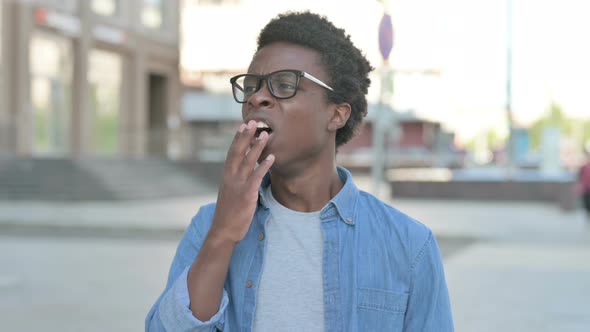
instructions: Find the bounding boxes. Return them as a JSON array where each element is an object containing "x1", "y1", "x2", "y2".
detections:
[{"x1": 255, "y1": 121, "x2": 273, "y2": 138}]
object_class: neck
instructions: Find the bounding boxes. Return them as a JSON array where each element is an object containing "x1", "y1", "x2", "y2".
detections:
[{"x1": 269, "y1": 161, "x2": 343, "y2": 213}]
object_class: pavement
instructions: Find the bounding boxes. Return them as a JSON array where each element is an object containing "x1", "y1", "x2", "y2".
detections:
[{"x1": 1, "y1": 174, "x2": 590, "y2": 331}]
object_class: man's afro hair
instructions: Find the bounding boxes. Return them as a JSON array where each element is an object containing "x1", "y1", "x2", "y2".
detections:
[{"x1": 257, "y1": 12, "x2": 374, "y2": 147}]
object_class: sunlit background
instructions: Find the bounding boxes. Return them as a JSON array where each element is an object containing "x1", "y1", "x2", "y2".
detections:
[
  {"x1": 180, "y1": 0, "x2": 590, "y2": 169},
  {"x1": 1, "y1": 0, "x2": 587, "y2": 166},
  {"x1": 1, "y1": 1, "x2": 589, "y2": 331}
]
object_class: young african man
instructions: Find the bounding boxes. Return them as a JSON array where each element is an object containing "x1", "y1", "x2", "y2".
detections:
[{"x1": 146, "y1": 11, "x2": 454, "y2": 332}]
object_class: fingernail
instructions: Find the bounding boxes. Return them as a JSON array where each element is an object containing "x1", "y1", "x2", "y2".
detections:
[
  {"x1": 258, "y1": 131, "x2": 268, "y2": 140},
  {"x1": 247, "y1": 120, "x2": 256, "y2": 129},
  {"x1": 266, "y1": 154, "x2": 275, "y2": 161},
  {"x1": 238, "y1": 124, "x2": 246, "y2": 133}
]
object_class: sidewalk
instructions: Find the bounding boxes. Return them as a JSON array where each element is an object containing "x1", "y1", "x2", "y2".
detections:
[
  {"x1": 1, "y1": 174, "x2": 588, "y2": 243},
  {"x1": 0, "y1": 195, "x2": 215, "y2": 236},
  {"x1": 1, "y1": 175, "x2": 590, "y2": 331}
]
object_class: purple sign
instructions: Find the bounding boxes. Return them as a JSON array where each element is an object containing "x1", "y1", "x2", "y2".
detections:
[{"x1": 378, "y1": 13, "x2": 394, "y2": 61}]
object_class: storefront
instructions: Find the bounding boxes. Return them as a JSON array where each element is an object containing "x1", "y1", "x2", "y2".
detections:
[{"x1": 0, "y1": 0, "x2": 182, "y2": 159}]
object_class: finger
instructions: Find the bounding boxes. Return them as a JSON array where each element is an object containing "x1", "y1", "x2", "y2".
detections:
[
  {"x1": 248, "y1": 153, "x2": 275, "y2": 189},
  {"x1": 225, "y1": 120, "x2": 257, "y2": 173},
  {"x1": 238, "y1": 130, "x2": 270, "y2": 178}
]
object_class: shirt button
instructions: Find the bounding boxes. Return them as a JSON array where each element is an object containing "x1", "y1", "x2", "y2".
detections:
[
  {"x1": 246, "y1": 280, "x2": 253, "y2": 288},
  {"x1": 258, "y1": 233, "x2": 265, "y2": 241}
]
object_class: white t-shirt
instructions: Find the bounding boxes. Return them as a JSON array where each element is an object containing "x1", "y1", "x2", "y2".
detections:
[{"x1": 252, "y1": 185, "x2": 325, "y2": 332}]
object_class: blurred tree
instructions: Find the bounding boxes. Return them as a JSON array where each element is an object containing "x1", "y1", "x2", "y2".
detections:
[
  {"x1": 582, "y1": 120, "x2": 590, "y2": 149},
  {"x1": 486, "y1": 128, "x2": 506, "y2": 150},
  {"x1": 529, "y1": 101, "x2": 589, "y2": 151},
  {"x1": 465, "y1": 127, "x2": 506, "y2": 153}
]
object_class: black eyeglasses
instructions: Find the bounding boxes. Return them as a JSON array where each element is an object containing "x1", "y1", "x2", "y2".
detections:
[{"x1": 229, "y1": 69, "x2": 334, "y2": 103}]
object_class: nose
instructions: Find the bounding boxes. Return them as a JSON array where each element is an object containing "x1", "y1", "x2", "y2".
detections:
[{"x1": 247, "y1": 80, "x2": 274, "y2": 108}]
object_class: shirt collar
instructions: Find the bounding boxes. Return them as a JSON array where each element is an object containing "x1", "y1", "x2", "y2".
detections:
[{"x1": 258, "y1": 166, "x2": 359, "y2": 225}]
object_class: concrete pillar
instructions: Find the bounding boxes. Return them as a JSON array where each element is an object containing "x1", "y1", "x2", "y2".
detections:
[
  {"x1": 119, "y1": 55, "x2": 133, "y2": 156},
  {"x1": 0, "y1": 1, "x2": 12, "y2": 154},
  {"x1": 12, "y1": 2, "x2": 33, "y2": 156},
  {"x1": 71, "y1": 0, "x2": 92, "y2": 157},
  {"x1": 167, "y1": 65, "x2": 182, "y2": 159},
  {"x1": 131, "y1": 49, "x2": 147, "y2": 158}
]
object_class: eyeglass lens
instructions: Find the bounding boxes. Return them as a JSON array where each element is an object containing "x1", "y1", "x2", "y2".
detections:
[{"x1": 232, "y1": 71, "x2": 299, "y2": 102}]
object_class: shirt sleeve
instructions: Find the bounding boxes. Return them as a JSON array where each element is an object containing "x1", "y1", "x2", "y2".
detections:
[
  {"x1": 403, "y1": 230, "x2": 454, "y2": 331},
  {"x1": 145, "y1": 206, "x2": 229, "y2": 332}
]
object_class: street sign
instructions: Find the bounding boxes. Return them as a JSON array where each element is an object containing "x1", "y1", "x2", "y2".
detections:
[{"x1": 378, "y1": 13, "x2": 393, "y2": 61}]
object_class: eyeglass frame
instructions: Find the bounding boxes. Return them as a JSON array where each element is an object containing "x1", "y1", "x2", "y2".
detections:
[{"x1": 229, "y1": 69, "x2": 334, "y2": 104}]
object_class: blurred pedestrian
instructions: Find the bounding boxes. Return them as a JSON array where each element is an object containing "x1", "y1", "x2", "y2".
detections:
[
  {"x1": 578, "y1": 148, "x2": 590, "y2": 221},
  {"x1": 146, "y1": 11, "x2": 453, "y2": 332}
]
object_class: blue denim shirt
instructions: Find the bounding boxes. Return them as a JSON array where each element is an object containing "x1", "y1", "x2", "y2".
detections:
[{"x1": 146, "y1": 167, "x2": 454, "y2": 331}]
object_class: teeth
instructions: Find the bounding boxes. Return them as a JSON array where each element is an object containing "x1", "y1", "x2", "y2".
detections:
[{"x1": 256, "y1": 121, "x2": 270, "y2": 129}]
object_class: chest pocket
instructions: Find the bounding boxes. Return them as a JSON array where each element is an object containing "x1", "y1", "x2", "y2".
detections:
[{"x1": 357, "y1": 288, "x2": 408, "y2": 331}]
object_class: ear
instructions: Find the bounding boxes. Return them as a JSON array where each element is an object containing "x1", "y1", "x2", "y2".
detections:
[{"x1": 327, "y1": 103, "x2": 351, "y2": 132}]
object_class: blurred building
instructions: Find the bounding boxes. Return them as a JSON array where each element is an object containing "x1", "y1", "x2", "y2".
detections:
[
  {"x1": 178, "y1": 0, "x2": 387, "y2": 162},
  {"x1": 179, "y1": 0, "x2": 456, "y2": 166},
  {"x1": 337, "y1": 112, "x2": 463, "y2": 169},
  {"x1": 0, "y1": 0, "x2": 182, "y2": 159}
]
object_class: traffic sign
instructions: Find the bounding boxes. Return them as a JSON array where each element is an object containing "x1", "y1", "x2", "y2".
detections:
[{"x1": 378, "y1": 13, "x2": 393, "y2": 61}]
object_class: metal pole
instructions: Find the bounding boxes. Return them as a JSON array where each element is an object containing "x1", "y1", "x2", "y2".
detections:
[
  {"x1": 505, "y1": 0, "x2": 514, "y2": 176},
  {"x1": 373, "y1": 7, "x2": 394, "y2": 196},
  {"x1": 372, "y1": 65, "x2": 387, "y2": 196}
]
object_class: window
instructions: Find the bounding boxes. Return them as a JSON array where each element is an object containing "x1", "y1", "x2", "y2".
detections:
[
  {"x1": 141, "y1": 0, "x2": 165, "y2": 29},
  {"x1": 29, "y1": 32, "x2": 73, "y2": 156},
  {"x1": 88, "y1": 49, "x2": 122, "y2": 156},
  {"x1": 91, "y1": 0, "x2": 119, "y2": 17}
]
